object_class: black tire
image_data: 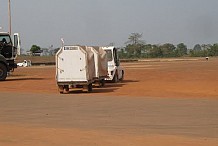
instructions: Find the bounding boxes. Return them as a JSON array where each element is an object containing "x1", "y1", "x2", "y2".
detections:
[
  {"x1": 100, "y1": 79, "x2": 105, "y2": 87},
  {"x1": 0, "y1": 42, "x2": 3, "y2": 49},
  {"x1": 58, "y1": 85, "x2": 64, "y2": 94},
  {"x1": 0, "y1": 63, "x2": 7, "y2": 81},
  {"x1": 63, "y1": 85, "x2": 69, "y2": 94},
  {"x1": 112, "y1": 74, "x2": 118, "y2": 83},
  {"x1": 88, "y1": 83, "x2": 93, "y2": 92},
  {"x1": 120, "y1": 71, "x2": 124, "y2": 81}
]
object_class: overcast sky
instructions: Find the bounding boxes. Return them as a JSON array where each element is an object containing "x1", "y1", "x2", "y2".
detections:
[{"x1": 1, "y1": 0, "x2": 218, "y2": 50}]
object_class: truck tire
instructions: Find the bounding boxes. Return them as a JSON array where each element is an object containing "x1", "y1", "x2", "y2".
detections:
[
  {"x1": 100, "y1": 79, "x2": 105, "y2": 87},
  {"x1": 58, "y1": 85, "x2": 64, "y2": 94},
  {"x1": 0, "y1": 63, "x2": 7, "y2": 81},
  {"x1": 63, "y1": 85, "x2": 69, "y2": 94},
  {"x1": 120, "y1": 71, "x2": 124, "y2": 81},
  {"x1": 112, "y1": 74, "x2": 118, "y2": 83},
  {"x1": 88, "y1": 83, "x2": 93, "y2": 92},
  {"x1": 83, "y1": 83, "x2": 93, "y2": 92}
]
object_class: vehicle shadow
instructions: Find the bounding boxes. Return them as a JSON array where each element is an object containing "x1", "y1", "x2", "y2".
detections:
[
  {"x1": 65, "y1": 79, "x2": 139, "y2": 94},
  {"x1": 104, "y1": 79, "x2": 139, "y2": 88},
  {"x1": 121, "y1": 79, "x2": 139, "y2": 83},
  {"x1": 5, "y1": 77, "x2": 46, "y2": 82},
  {"x1": 67, "y1": 87, "x2": 119, "y2": 94}
]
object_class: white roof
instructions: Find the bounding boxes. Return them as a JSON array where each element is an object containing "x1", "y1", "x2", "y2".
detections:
[
  {"x1": 102, "y1": 46, "x2": 115, "y2": 50},
  {"x1": 0, "y1": 32, "x2": 10, "y2": 35}
]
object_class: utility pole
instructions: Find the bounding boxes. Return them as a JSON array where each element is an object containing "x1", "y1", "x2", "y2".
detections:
[{"x1": 8, "y1": 0, "x2": 11, "y2": 35}]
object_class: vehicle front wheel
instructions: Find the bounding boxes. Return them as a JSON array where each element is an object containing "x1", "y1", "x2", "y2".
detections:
[
  {"x1": 112, "y1": 74, "x2": 118, "y2": 83},
  {"x1": 0, "y1": 64, "x2": 7, "y2": 81}
]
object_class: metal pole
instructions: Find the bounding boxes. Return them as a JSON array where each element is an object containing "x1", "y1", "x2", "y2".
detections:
[{"x1": 8, "y1": 0, "x2": 11, "y2": 35}]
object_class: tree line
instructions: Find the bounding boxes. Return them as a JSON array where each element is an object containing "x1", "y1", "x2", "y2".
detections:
[
  {"x1": 119, "y1": 33, "x2": 218, "y2": 59},
  {"x1": 29, "y1": 33, "x2": 218, "y2": 58}
]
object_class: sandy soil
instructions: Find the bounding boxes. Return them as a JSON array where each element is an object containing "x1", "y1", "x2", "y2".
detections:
[
  {"x1": 1, "y1": 58, "x2": 218, "y2": 98},
  {"x1": 0, "y1": 58, "x2": 218, "y2": 146},
  {"x1": 0, "y1": 124, "x2": 217, "y2": 146}
]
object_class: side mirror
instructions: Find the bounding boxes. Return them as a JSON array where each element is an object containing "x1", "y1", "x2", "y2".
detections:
[{"x1": 14, "y1": 33, "x2": 21, "y2": 55}]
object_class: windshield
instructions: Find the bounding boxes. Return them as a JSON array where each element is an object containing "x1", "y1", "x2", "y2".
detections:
[
  {"x1": 105, "y1": 50, "x2": 113, "y2": 62},
  {"x1": 0, "y1": 35, "x2": 12, "y2": 45}
]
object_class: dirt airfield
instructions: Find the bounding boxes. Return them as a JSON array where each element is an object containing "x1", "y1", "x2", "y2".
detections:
[{"x1": 0, "y1": 58, "x2": 218, "y2": 146}]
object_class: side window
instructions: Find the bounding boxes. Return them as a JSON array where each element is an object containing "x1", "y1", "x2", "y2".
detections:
[
  {"x1": 0, "y1": 35, "x2": 12, "y2": 45},
  {"x1": 14, "y1": 35, "x2": 18, "y2": 48},
  {"x1": 113, "y1": 48, "x2": 120, "y2": 66}
]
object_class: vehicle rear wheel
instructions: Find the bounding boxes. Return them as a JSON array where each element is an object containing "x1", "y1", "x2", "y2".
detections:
[
  {"x1": 0, "y1": 63, "x2": 7, "y2": 81},
  {"x1": 100, "y1": 79, "x2": 105, "y2": 87},
  {"x1": 63, "y1": 85, "x2": 69, "y2": 93},
  {"x1": 88, "y1": 83, "x2": 93, "y2": 92},
  {"x1": 58, "y1": 85, "x2": 64, "y2": 94},
  {"x1": 120, "y1": 71, "x2": 124, "y2": 81},
  {"x1": 83, "y1": 83, "x2": 93, "y2": 92}
]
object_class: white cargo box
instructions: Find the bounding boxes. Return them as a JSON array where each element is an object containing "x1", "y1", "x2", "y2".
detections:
[
  {"x1": 88, "y1": 46, "x2": 108, "y2": 79},
  {"x1": 56, "y1": 45, "x2": 95, "y2": 85}
]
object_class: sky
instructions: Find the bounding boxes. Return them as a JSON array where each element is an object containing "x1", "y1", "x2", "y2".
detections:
[{"x1": 1, "y1": 0, "x2": 218, "y2": 51}]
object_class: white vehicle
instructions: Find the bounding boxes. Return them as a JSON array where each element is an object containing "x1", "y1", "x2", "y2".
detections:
[
  {"x1": 88, "y1": 46, "x2": 108, "y2": 87},
  {"x1": 17, "y1": 60, "x2": 31, "y2": 67},
  {"x1": 56, "y1": 45, "x2": 96, "y2": 93},
  {"x1": 0, "y1": 31, "x2": 20, "y2": 81},
  {"x1": 102, "y1": 46, "x2": 124, "y2": 82}
]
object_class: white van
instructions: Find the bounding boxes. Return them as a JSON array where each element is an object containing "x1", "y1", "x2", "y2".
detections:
[{"x1": 102, "y1": 46, "x2": 124, "y2": 82}]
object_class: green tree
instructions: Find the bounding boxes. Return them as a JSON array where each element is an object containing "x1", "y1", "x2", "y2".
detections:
[
  {"x1": 30, "y1": 45, "x2": 41, "y2": 53},
  {"x1": 190, "y1": 44, "x2": 205, "y2": 57},
  {"x1": 141, "y1": 44, "x2": 152, "y2": 58},
  {"x1": 193, "y1": 44, "x2": 201, "y2": 51},
  {"x1": 208, "y1": 44, "x2": 218, "y2": 56},
  {"x1": 149, "y1": 45, "x2": 162, "y2": 58},
  {"x1": 126, "y1": 33, "x2": 144, "y2": 45},
  {"x1": 118, "y1": 48, "x2": 127, "y2": 59},
  {"x1": 160, "y1": 43, "x2": 176, "y2": 57},
  {"x1": 125, "y1": 33, "x2": 145, "y2": 58},
  {"x1": 54, "y1": 48, "x2": 60, "y2": 54},
  {"x1": 201, "y1": 44, "x2": 211, "y2": 51},
  {"x1": 175, "y1": 43, "x2": 187, "y2": 57},
  {"x1": 125, "y1": 44, "x2": 135, "y2": 58}
]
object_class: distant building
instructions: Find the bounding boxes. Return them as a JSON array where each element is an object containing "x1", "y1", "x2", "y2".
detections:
[
  {"x1": 26, "y1": 50, "x2": 32, "y2": 56},
  {"x1": 32, "y1": 50, "x2": 43, "y2": 56},
  {"x1": 41, "y1": 48, "x2": 50, "y2": 56},
  {"x1": 26, "y1": 47, "x2": 58, "y2": 56}
]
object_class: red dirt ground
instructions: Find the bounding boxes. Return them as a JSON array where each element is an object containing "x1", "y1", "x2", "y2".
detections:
[
  {"x1": 1, "y1": 58, "x2": 218, "y2": 99},
  {"x1": 0, "y1": 58, "x2": 218, "y2": 146}
]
